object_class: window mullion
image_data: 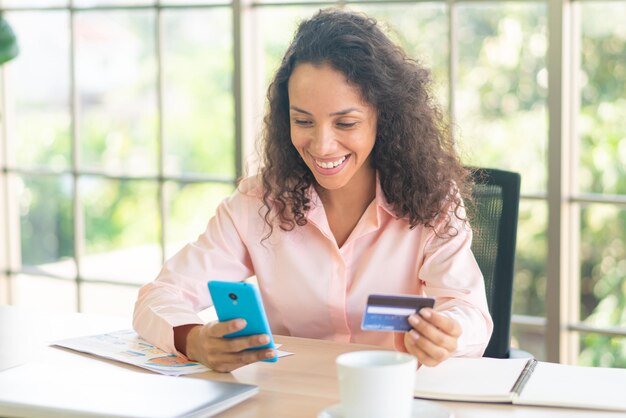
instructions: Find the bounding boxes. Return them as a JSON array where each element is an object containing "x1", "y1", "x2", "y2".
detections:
[
  {"x1": 0, "y1": 63, "x2": 10, "y2": 304},
  {"x1": 241, "y1": 0, "x2": 263, "y2": 173},
  {"x1": 155, "y1": 4, "x2": 167, "y2": 265},
  {"x1": 546, "y1": 0, "x2": 576, "y2": 365},
  {"x1": 447, "y1": 0, "x2": 457, "y2": 129},
  {"x1": 233, "y1": 0, "x2": 245, "y2": 180},
  {"x1": 69, "y1": 0, "x2": 84, "y2": 312},
  {"x1": 566, "y1": 0, "x2": 582, "y2": 364}
]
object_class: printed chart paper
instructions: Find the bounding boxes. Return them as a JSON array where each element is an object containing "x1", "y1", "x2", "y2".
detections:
[{"x1": 54, "y1": 329, "x2": 292, "y2": 376}]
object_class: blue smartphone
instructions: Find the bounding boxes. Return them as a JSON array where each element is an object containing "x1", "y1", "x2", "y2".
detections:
[{"x1": 207, "y1": 280, "x2": 277, "y2": 362}]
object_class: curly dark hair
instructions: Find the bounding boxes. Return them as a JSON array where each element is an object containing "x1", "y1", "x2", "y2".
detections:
[{"x1": 259, "y1": 8, "x2": 471, "y2": 237}]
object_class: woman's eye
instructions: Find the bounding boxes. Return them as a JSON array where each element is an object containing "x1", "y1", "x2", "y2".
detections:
[
  {"x1": 293, "y1": 119, "x2": 312, "y2": 127},
  {"x1": 337, "y1": 122, "x2": 357, "y2": 128}
]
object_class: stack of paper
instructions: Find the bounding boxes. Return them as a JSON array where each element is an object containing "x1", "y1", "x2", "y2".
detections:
[
  {"x1": 54, "y1": 329, "x2": 293, "y2": 376},
  {"x1": 53, "y1": 329, "x2": 209, "y2": 376}
]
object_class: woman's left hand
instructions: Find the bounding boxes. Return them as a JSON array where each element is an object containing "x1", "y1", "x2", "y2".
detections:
[{"x1": 404, "y1": 308, "x2": 461, "y2": 366}]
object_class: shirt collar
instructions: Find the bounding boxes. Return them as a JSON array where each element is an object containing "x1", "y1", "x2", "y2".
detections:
[
  {"x1": 306, "y1": 172, "x2": 398, "y2": 239},
  {"x1": 374, "y1": 172, "x2": 397, "y2": 219}
]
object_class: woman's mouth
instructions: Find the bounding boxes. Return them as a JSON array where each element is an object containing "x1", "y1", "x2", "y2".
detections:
[{"x1": 311, "y1": 154, "x2": 351, "y2": 175}]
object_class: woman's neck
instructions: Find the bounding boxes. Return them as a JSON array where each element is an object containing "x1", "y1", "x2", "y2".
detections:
[
  {"x1": 315, "y1": 167, "x2": 376, "y2": 248},
  {"x1": 315, "y1": 166, "x2": 377, "y2": 213}
]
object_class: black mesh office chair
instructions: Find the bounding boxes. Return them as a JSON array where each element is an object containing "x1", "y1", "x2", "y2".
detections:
[{"x1": 467, "y1": 167, "x2": 530, "y2": 359}]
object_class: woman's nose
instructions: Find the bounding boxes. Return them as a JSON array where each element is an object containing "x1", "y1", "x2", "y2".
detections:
[{"x1": 310, "y1": 124, "x2": 336, "y2": 155}]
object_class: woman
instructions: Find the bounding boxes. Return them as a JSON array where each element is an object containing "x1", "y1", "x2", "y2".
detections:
[{"x1": 133, "y1": 8, "x2": 493, "y2": 373}]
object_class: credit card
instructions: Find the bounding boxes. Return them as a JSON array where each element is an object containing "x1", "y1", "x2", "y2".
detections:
[{"x1": 361, "y1": 294, "x2": 436, "y2": 332}]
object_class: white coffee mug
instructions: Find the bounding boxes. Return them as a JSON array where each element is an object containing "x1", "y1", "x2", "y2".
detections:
[{"x1": 336, "y1": 350, "x2": 417, "y2": 418}]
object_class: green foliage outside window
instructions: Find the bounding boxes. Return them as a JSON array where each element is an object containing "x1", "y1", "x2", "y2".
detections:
[
  {"x1": 0, "y1": 16, "x2": 19, "y2": 64},
  {"x1": 577, "y1": 3, "x2": 626, "y2": 367}
]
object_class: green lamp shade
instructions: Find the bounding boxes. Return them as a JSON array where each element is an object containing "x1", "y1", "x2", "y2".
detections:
[{"x1": 0, "y1": 17, "x2": 19, "y2": 65}]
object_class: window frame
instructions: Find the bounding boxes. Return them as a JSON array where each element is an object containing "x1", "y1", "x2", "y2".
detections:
[{"x1": 0, "y1": 0, "x2": 624, "y2": 364}]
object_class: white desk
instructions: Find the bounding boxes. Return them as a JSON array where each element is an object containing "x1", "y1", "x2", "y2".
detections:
[{"x1": 1, "y1": 305, "x2": 625, "y2": 418}]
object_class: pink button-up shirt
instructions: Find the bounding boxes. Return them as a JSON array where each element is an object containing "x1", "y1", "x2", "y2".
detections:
[{"x1": 133, "y1": 175, "x2": 493, "y2": 357}]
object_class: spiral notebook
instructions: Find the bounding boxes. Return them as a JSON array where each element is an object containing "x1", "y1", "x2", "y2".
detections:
[
  {"x1": 413, "y1": 357, "x2": 626, "y2": 412},
  {"x1": 0, "y1": 362, "x2": 258, "y2": 418}
]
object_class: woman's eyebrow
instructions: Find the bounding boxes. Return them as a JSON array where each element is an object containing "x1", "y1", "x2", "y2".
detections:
[
  {"x1": 329, "y1": 107, "x2": 362, "y2": 116},
  {"x1": 289, "y1": 106, "x2": 363, "y2": 116},
  {"x1": 289, "y1": 106, "x2": 312, "y2": 115}
]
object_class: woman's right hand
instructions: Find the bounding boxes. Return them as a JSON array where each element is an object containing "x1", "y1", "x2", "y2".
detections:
[{"x1": 175, "y1": 319, "x2": 276, "y2": 373}]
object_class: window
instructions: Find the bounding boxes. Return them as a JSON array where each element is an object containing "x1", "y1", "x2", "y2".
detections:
[
  {"x1": 1, "y1": 1, "x2": 236, "y2": 316},
  {"x1": 1, "y1": 0, "x2": 624, "y2": 366},
  {"x1": 575, "y1": 2, "x2": 626, "y2": 367}
]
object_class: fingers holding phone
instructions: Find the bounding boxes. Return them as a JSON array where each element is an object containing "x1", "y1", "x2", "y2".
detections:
[
  {"x1": 184, "y1": 319, "x2": 276, "y2": 373},
  {"x1": 209, "y1": 318, "x2": 276, "y2": 362},
  {"x1": 205, "y1": 281, "x2": 279, "y2": 371}
]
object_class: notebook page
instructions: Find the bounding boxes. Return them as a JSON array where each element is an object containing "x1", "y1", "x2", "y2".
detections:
[
  {"x1": 517, "y1": 361, "x2": 626, "y2": 412},
  {"x1": 414, "y1": 357, "x2": 529, "y2": 402}
]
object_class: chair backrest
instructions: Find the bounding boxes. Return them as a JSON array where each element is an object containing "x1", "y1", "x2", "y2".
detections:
[{"x1": 467, "y1": 167, "x2": 521, "y2": 358}]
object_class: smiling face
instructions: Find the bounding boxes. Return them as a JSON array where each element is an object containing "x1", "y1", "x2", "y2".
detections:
[{"x1": 287, "y1": 63, "x2": 377, "y2": 194}]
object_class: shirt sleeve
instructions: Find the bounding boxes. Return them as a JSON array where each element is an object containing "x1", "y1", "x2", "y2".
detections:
[
  {"x1": 395, "y1": 209, "x2": 494, "y2": 358},
  {"x1": 133, "y1": 190, "x2": 255, "y2": 355}
]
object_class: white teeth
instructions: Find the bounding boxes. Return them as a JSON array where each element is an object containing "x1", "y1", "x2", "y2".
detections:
[{"x1": 315, "y1": 156, "x2": 346, "y2": 169}]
